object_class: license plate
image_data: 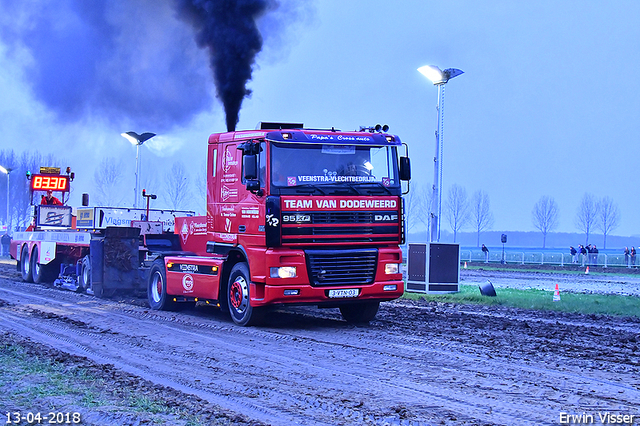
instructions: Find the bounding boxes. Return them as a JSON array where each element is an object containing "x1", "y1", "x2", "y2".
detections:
[{"x1": 328, "y1": 288, "x2": 359, "y2": 298}]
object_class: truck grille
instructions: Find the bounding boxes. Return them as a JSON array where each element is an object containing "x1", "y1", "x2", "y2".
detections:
[{"x1": 306, "y1": 249, "x2": 377, "y2": 286}]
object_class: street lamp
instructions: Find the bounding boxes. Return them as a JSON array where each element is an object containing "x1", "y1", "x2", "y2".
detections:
[
  {"x1": 418, "y1": 65, "x2": 463, "y2": 242},
  {"x1": 121, "y1": 131, "x2": 156, "y2": 208},
  {"x1": 0, "y1": 165, "x2": 13, "y2": 235}
]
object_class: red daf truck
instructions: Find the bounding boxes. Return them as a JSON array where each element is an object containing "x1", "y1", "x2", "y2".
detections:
[{"x1": 11, "y1": 123, "x2": 411, "y2": 326}]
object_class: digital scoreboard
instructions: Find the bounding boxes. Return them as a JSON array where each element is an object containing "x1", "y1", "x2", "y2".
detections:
[{"x1": 30, "y1": 175, "x2": 70, "y2": 192}]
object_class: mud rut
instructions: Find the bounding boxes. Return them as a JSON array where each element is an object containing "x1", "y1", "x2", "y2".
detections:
[{"x1": 0, "y1": 264, "x2": 639, "y2": 426}]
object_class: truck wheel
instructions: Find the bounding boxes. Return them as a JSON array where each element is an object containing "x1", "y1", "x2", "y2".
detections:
[
  {"x1": 339, "y1": 301, "x2": 380, "y2": 325},
  {"x1": 20, "y1": 245, "x2": 33, "y2": 283},
  {"x1": 31, "y1": 246, "x2": 53, "y2": 283},
  {"x1": 79, "y1": 256, "x2": 91, "y2": 293},
  {"x1": 227, "y1": 262, "x2": 263, "y2": 326},
  {"x1": 147, "y1": 259, "x2": 175, "y2": 311}
]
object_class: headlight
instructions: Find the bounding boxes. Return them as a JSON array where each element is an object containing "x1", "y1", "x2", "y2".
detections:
[
  {"x1": 270, "y1": 266, "x2": 297, "y2": 278},
  {"x1": 384, "y1": 263, "x2": 400, "y2": 274}
]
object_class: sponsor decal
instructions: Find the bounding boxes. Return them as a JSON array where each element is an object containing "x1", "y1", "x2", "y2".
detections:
[
  {"x1": 282, "y1": 198, "x2": 397, "y2": 210},
  {"x1": 266, "y1": 214, "x2": 279, "y2": 227},
  {"x1": 308, "y1": 134, "x2": 374, "y2": 143},
  {"x1": 222, "y1": 146, "x2": 239, "y2": 173},
  {"x1": 295, "y1": 175, "x2": 378, "y2": 183},
  {"x1": 219, "y1": 233, "x2": 236, "y2": 242},
  {"x1": 221, "y1": 185, "x2": 238, "y2": 201},
  {"x1": 287, "y1": 176, "x2": 297, "y2": 186},
  {"x1": 180, "y1": 221, "x2": 189, "y2": 245},
  {"x1": 182, "y1": 274, "x2": 194, "y2": 292},
  {"x1": 225, "y1": 218, "x2": 232, "y2": 233}
]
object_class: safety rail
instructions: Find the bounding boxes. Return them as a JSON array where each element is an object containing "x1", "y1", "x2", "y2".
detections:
[{"x1": 460, "y1": 250, "x2": 636, "y2": 268}]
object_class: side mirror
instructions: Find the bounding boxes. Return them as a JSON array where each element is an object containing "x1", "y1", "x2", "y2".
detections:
[
  {"x1": 244, "y1": 154, "x2": 258, "y2": 180},
  {"x1": 399, "y1": 157, "x2": 411, "y2": 181}
]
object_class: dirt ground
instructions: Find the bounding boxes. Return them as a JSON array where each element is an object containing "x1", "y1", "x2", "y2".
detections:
[{"x1": 0, "y1": 262, "x2": 639, "y2": 426}]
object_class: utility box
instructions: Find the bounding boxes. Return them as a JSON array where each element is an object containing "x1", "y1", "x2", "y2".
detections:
[{"x1": 406, "y1": 242, "x2": 460, "y2": 293}]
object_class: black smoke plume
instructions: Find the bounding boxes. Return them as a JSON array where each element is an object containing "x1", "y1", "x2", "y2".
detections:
[
  {"x1": 0, "y1": 0, "x2": 214, "y2": 132},
  {"x1": 175, "y1": 0, "x2": 272, "y2": 131}
]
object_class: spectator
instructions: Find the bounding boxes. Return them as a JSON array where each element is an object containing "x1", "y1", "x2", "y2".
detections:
[
  {"x1": 1, "y1": 233, "x2": 10, "y2": 257},
  {"x1": 592, "y1": 245, "x2": 598, "y2": 266},
  {"x1": 481, "y1": 244, "x2": 489, "y2": 263},
  {"x1": 579, "y1": 245, "x2": 587, "y2": 266},
  {"x1": 41, "y1": 190, "x2": 62, "y2": 205},
  {"x1": 570, "y1": 246, "x2": 577, "y2": 263},
  {"x1": 631, "y1": 247, "x2": 637, "y2": 267},
  {"x1": 624, "y1": 247, "x2": 630, "y2": 267}
]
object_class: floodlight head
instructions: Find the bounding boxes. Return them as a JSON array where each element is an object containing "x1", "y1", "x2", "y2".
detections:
[
  {"x1": 121, "y1": 131, "x2": 156, "y2": 145},
  {"x1": 418, "y1": 65, "x2": 464, "y2": 85},
  {"x1": 0, "y1": 166, "x2": 8, "y2": 175}
]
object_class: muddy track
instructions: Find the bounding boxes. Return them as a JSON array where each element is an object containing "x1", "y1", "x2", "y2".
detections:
[{"x1": 0, "y1": 264, "x2": 639, "y2": 425}]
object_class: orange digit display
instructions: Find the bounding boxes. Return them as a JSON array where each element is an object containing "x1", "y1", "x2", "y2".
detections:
[{"x1": 30, "y1": 175, "x2": 69, "y2": 192}]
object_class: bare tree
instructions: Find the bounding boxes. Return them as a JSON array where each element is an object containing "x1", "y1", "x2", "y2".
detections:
[
  {"x1": 93, "y1": 157, "x2": 126, "y2": 206},
  {"x1": 597, "y1": 196, "x2": 620, "y2": 249},
  {"x1": 445, "y1": 184, "x2": 470, "y2": 243},
  {"x1": 532, "y1": 195, "x2": 559, "y2": 248},
  {"x1": 575, "y1": 193, "x2": 599, "y2": 245},
  {"x1": 195, "y1": 159, "x2": 207, "y2": 215},
  {"x1": 165, "y1": 161, "x2": 191, "y2": 210},
  {"x1": 402, "y1": 183, "x2": 434, "y2": 240},
  {"x1": 471, "y1": 190, "x2": 494, "y2": 247}
]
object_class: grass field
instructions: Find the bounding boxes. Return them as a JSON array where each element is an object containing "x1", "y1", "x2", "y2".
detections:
[{"x1": 403, "y1": 284, "x2": 640, "y2": 318}]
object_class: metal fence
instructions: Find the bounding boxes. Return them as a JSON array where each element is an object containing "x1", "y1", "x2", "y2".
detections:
[{"x1": 460, "y1": 250, "x2": 636, "y2": 268}]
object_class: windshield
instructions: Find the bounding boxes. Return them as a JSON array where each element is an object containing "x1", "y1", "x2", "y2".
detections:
[{"x1": 270, "y1": 142, "x2": 399, "y2": 191}]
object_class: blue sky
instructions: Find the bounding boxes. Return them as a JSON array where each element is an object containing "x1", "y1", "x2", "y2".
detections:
[{"x1": 1, "y1": 0, "x2": 639, "y2": 237}]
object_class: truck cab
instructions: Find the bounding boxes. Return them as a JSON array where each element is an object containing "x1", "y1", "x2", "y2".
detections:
[{"x1": 190, "y1": 123, "x2": 411, "y2": 325}]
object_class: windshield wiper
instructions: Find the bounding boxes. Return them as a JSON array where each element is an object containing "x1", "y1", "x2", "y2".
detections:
[
  {"x1": 359, "y1": 182, "x2": 393, "y2": 195},
  {"x1": 294, "y1": 184, "x2": 326, "y2": 195},
  {"x1": 329, "y1": 183, "x2": 362, "y2": 195}
]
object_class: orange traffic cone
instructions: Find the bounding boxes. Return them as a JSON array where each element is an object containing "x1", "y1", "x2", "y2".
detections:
[
  {"x1": 585, "y1": 266, "x2": 590, "y2": 275},
  {"x1": 553, "y1": 283, "x2": 561, "y2": 302},
  {"x1": 464, "y1": 262, "x2": 467, "y2": 269}
]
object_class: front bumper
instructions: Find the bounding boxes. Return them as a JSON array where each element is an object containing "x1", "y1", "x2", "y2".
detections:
[{"x1": 250, "y1": 280, "x2": 404, "y2": 307}]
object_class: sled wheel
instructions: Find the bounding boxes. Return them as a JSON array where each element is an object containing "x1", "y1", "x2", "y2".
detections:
[
  {"x1": 227, "y1": 262, "x2": 263, "y2": 326},
  {"x1": 147, "y1": 259, "x2": 175, "y2": 311},
  {"x1": 339, "y1": 301, "x2": 380, "y2": 325},
  {"x1": 20, "y1": 245, "x2": 33, "y2": 283}
]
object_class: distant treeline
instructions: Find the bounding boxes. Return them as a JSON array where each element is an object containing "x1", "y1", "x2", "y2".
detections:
[{"x1": 408, "y1": 230, "x2": 640, "y2": 251}]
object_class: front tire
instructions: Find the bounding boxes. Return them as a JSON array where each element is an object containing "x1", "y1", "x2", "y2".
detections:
[
  {"x1": 147, "y1": 259, "x2": 175, "y2": 311},
  {"x1": 339, "y1": 301, "x2": 380, "y2": 325},
  {"x1": 227, "y1": 262, "x2": 263, "y2": 326},
  {"x1": 20, "y1": 245, "x2": 33, "y2": 283}
]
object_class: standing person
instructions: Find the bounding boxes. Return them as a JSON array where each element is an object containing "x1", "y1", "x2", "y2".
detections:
[
  {"x1": 580, "y1": 245, "x2": 587, "y2": 266},
  {"x1": 624, "y1": 247, "x2": 630, "y2": 267},
  {"x1": 631, "y1": 247, "x2": 637, "y2": 267},
  {"x1": 41, "y1": 190, "x2": 62, "y2": 205},
  {"x1": 570, "y1": 246, "x2": 577, "y2": 264},
  {"x1": 481, "y1": 244, "x2": 489, "y2": 263},
  {"x1": 592, "y1": 245, "x2": 599, "y2": 266}
]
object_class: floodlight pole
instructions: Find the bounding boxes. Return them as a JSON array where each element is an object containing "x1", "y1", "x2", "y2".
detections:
[
  {"x1": 121, "y1": 132, "x2": 156, "y2": 208},
  {"x1": 417, "y1": 65, "x2": 463, "y2": 242},
  {"x1": 0, "y1": 166, "x2": 12, "y2": 236}
]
